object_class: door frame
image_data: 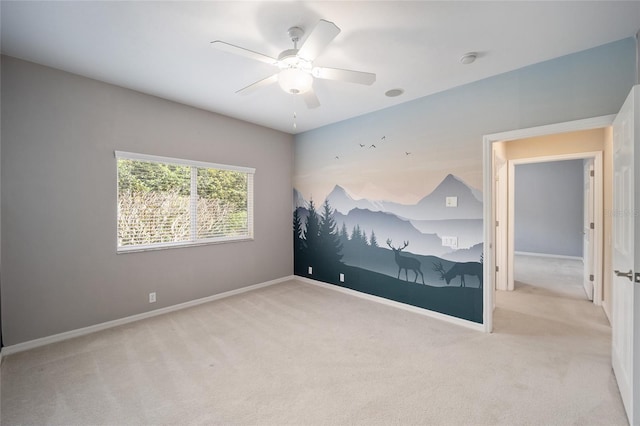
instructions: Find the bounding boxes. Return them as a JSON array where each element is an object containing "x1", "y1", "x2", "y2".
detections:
[
  {"x1": 482, "y1": 114, "x2": 615, "y2": 332},
  {"x1": 506, "y1": 151, "x2": 603, "y2": 304},
  {"x1": 494, "y1": 148, "x2": 508, "y2": 292},
  {"x1": 584, "y1": 158, "x2": 596, "y2": 301}
]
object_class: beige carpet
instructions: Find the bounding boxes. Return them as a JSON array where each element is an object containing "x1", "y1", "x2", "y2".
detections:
[{"x1": 1, "y1": 258, "x2": 628, "y2": 425}]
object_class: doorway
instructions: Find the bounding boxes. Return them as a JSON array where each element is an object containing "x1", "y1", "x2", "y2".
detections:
[
  {"x1": 482, "y1": 115, "x2": 615, "y2": 332},
  {"x1": 506, "y1": 152, "x2": 603, "y2": 301},
  {"x1": 510, "y1": 157, "x2": 594, "y2": 301}
]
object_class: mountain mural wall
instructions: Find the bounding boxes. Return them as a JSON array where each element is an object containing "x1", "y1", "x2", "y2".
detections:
[{"x1": 293, "y1": 174, "x2": 484, "y2": 323}]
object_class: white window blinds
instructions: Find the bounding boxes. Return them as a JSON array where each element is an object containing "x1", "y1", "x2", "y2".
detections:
[{"x1": 116, "y1": 151, "x2": 254, "y2": 252}]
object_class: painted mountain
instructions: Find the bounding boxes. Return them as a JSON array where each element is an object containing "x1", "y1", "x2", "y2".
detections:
[
  {"x1": 296, "y1": 174, "x2": 483, "y2": 261},
  {"x1": 334, "y1": 208, "x2": 446, "y2": 257},
  {"x1": 324, "y1": 185, "x2": 385, "y2": 214},
  {"x1": 326, "y1": 174, "x2": 482, "y2": 220}
]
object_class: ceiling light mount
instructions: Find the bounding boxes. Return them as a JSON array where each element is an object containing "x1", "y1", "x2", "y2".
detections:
[
  {"x1": 460, "y1": 52, "x2": 477, "y2": 65},
  {"x1": 287, "y1": 26, "x2": 304, "y2": 49}
]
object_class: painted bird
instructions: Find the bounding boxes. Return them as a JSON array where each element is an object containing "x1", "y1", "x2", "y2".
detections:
[{"x1": 369, "y1": 144, "x2": 376, "y2": 148}]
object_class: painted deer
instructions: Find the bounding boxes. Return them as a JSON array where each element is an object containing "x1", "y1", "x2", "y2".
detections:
[
  {"x1": 433, "y1": 261, "x2": 483, "y2": 288},
  {"x1": 386, "y1": 239, "x2": 425, "y2": 284}
]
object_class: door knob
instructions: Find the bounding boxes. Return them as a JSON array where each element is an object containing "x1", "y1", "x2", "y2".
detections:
[{"x1": 614, "y1": 269, "x2": 633, "y2": 281}]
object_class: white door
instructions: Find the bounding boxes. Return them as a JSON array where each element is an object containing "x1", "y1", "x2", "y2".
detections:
[
  {"x1": 612, "y1": 85, "x2": 639, "y2": 425},
  {"x1": 583, "y1": 159, "x2": 594, "y2": 300}
]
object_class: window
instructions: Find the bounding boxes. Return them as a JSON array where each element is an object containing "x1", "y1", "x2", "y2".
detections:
[{"x1": 116, "y1": 151, "x2": 254, "y2": 253}]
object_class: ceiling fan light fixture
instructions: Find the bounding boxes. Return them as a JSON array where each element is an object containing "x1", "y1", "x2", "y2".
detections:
[
  {"x1": 212, "y1": 19, "x2": 375, "y2": 107},
  {"x1": 278, "y1": 68, "x2": 313, "y2": 94}
]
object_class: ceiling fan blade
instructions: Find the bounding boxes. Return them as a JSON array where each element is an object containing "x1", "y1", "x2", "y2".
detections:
[
  {"x1": 297, "y1": 20, "x2": 340, "y2": 61},
  {"x1": 211, "y1": 41, "x2": 278, "y2": 66},
  {"x1": 236, "y1": 74, "x2": 279, "y2": 95},
  {"x1": 303, "y1": 89, "x2": 320, "y2": 109},
  {"x1": 312, "y1": 67, "x2": 376, "y2": 85}
]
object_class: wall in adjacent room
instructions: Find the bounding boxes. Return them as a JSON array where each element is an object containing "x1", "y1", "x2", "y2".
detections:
[
  {"x1": 514, "y1": 160, "x2": 584, "y2": 257},
  {"x1": 293, "y1": 38, "x2": 635, "y2": 324},
  {"x1": 1, "y1": 56, "x2": 294, "y2": 346}
]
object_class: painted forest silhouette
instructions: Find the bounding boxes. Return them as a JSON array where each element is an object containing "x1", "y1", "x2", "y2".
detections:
[{"x1": 293, "y1": 199, "x2": 344, "y2": 280}]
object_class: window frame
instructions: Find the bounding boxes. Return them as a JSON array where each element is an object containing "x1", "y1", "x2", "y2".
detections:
[{"x1": 115, "y1": 151, "x2": 254, "y2": 253}]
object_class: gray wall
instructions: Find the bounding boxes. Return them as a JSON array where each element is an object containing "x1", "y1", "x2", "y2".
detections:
[
  {"x1": 1, "y1": 56, "x2": 294, "y2": 346},
  {"x1": 514, "y1": 160, "x2": 584, "y2": 257}
]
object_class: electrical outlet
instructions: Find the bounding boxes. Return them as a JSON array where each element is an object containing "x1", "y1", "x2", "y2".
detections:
[
  {"x1": 442, "y1": 236, "x2": 458, "y2": 249},
  {"x1": 339, "y1": 273, "x2": 345, "y2": 282},
  {"x1": 149, "y1": 292, "x2": 156, "y2": 303},
  {"x1": 308, "y1": 266, "x2": 313, "y2": 275}
]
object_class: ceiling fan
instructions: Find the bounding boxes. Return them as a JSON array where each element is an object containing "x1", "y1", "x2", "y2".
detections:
[{"x1": 211, "y1": 19, "x2": 376, "y2": 109}]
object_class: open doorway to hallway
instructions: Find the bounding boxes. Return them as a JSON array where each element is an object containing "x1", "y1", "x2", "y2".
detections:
[
  {"x1": 511, "y1": 158, "x2": 590, "y2": 301},
  {"x1": 491, "y1": 126, "x2": 612, "y2": 320},
  {"x1": 482, "y1": 115, "x2": 616, "y2": 332}
]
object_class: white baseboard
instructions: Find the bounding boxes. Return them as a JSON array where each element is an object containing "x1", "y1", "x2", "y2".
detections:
[
  {"x1": 2, "y1": 275, "x2": 295, "y2": 356},
  {"x1": 514, "y1": 251, "x2": 583, "y2": 261},
  {"x1": 295, "y1": 276, "x2": 485, "y2": 333}
]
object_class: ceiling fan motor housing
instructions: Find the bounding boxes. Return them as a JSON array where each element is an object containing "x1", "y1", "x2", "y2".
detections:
[{"x1": 278, "y1": 50, "x2": 312, "y2": 70}]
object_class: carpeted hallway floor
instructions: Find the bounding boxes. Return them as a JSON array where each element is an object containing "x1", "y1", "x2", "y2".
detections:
[{"x1": 0, "y1": 255, "x2": 628, "y2": 425}]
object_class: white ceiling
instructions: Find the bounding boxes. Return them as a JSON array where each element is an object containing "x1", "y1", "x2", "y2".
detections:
[{"x1": 2, "y1": 1, "x2": 639, "y2": 134}]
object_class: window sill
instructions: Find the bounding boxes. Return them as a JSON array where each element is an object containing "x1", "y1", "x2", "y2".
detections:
[{"x1": 116, "y1": 236, "x2": 254, "y2": 254}]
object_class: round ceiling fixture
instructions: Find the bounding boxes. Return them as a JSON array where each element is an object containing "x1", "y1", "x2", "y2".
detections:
[
  {"x1": 385, "y1": 88, "x2": 404, "y2": 97},
  {"x1": 278, "y1": 68, "x2": 313, "y2": 94},
  {"x1": 460, "y1": 52, "x2": 477, "y2": 65}
]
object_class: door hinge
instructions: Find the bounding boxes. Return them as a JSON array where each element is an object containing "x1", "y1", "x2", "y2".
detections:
[
  {"x1": 590, "y1": 170, "x2": 594, "y2": 177},
  {"x1": 590, "y1": 222, "x2": 595, "y2": 229},
  {"x1": 496, "y1": 220, "x2": 499, "y2": 227},
  {"x1": 635, "y1": 272, "x2": 640, "y2": 284},
  {"x1": 496, "y1": 266, "x2": 500, "y2": 272},
  {"x1": 589, "y1": 274, "x2": 594, "y2": 282}
]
